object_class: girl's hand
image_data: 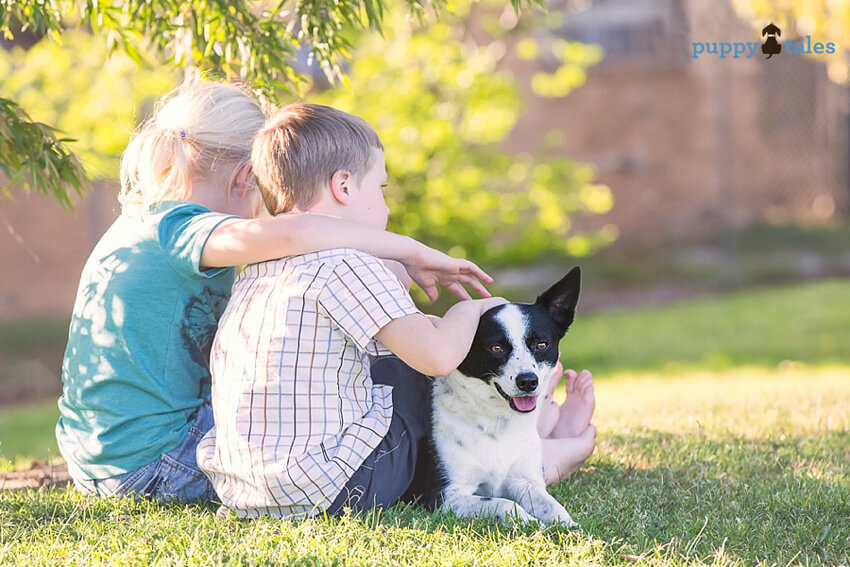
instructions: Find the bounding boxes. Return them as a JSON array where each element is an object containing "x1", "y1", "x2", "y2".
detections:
[{"x1": 404, "y1": 244, "x2": 493, "y2": 302}]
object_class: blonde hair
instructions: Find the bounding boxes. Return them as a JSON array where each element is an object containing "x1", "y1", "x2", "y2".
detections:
[
  {"x1": 251, "y1": 103, "x2": 383, "y2": 215},
  {"x1": 119, "y1": 80, "x2": 265, "y2": 209}
]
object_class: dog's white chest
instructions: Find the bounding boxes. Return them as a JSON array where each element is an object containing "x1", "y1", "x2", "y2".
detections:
[
  {"x1": 432, "y1": 375, "x2": 543, "y2": 496},
  {"x1": 436, "y1": 418, "x2": 537, "y2": 492}
]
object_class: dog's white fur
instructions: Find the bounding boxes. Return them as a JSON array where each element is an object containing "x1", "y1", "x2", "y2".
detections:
[{"x1": 431, "y1": 305, "x2": 576, "y2": 526}]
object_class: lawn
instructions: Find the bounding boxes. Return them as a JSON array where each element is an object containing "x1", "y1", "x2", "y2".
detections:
[{"x1": 1, "y1": 280, "x2": 848, "y2": 565}]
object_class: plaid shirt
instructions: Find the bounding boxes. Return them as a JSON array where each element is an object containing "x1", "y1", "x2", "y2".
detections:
[{"x1": 196, "y1": 249, "x2": 421, "y2": 518}]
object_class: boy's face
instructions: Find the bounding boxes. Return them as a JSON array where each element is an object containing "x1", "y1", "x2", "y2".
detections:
[{"x1": 347, "y1": 148, "x2": 390, "y2": 230}]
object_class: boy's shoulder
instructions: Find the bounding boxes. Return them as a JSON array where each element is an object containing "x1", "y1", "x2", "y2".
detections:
[
  {"x1": 241, "y1": 248, "x2": 401, "y2": 296},
  {"x1": 307, "y1": 247, "x2": 384, "y2": 267}
]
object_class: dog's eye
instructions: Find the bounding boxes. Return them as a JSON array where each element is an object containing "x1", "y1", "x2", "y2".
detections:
[
  {"x1": 536, "y1": 341, "x2": 548, "y2": 350},
  {"x1": 489, "y1": 345, "x2": 503, "y2": 353}
]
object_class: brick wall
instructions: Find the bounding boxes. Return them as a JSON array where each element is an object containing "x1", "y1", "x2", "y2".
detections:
[{"x1": 0, "y1": 184, "x2": 119, "y2": 319}]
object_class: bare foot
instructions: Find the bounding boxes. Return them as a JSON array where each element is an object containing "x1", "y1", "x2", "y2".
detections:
[
  {"x1": 551, "y1": 369, "x2": 595, "y2": 438},
  {"x1": 542, "y1": 424, "x2": 596, "y2": 485},
  {"x1": 536, "y1": 362, "x2": 564, "y2": 437}
]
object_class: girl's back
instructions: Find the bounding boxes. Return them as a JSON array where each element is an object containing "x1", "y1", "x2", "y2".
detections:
[
  {"x1": 56, "y1": 80, "x2": 265, "y2": 493},
  {"x1": 57, "y1": 200, "x2": 235, "y2": 480}
]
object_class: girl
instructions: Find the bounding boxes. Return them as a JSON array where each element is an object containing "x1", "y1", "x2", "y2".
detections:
[{"x1": 56, "y1": 80, "x2": 492, "y2": 502}]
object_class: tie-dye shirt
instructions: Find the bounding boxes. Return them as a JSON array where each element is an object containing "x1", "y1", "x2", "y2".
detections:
[{"x1": 57, "y1": 201, "x2": 235, "y2": 480}]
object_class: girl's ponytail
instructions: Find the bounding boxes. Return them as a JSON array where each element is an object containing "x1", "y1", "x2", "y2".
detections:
[{"x1": 118, "y1": 80, "x2": 264, "y2": 210}]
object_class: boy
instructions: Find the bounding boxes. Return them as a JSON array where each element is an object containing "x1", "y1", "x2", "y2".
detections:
[{"x1": 197, "y1": 104, "x2": 595, "y2": 518}]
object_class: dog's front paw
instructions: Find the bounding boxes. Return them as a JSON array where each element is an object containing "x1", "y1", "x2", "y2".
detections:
[
  {"x1": 505, "y1": 502, "x2": 535, "y2": 524},
  {"x1": 530, "y1": 498, "x2": 578, "y2": 528},
  {"x1": 550, "y1": 508, "x2": 578, "y2": 529}
]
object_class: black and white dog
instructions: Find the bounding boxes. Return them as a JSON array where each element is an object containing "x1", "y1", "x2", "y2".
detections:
[{"x1": 427, "y1": 267, "x2": 581, "y2": 526}]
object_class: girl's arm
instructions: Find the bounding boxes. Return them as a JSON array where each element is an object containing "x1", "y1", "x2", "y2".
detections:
[{"x1": 201, "y1": 213, "x2": 493, "y2": 301}]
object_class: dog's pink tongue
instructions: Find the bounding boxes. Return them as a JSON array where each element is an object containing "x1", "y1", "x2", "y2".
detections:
[{"x1": 513, "y1": 396, "x2": 537, "y2": 411}]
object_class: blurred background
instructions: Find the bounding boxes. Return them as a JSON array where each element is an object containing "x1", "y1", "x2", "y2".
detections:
[{"x1": 1, "y1": 0, "x2": 848, "y2": 469}]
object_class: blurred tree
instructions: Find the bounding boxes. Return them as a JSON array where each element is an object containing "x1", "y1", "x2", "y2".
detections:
[
  {"x1": 317, "y1": 0, "x2": 614, "y2": 266},
  {"x1": 2, "y1": 0, "x2": 614, "y2": 268},
  {"x1": 0, "y1": 32, "x2": 175, "y2": 182},
  {"x1": 733, "y1": 0, "x2": 850, "y2": 83},
  {"x1": 0, "y1": 0, "x2": 538, "y2": 207}
]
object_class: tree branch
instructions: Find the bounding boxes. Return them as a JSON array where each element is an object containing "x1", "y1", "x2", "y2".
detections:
[{"x1": 0, "y1": 98, "x2": 87, "y2": 209}]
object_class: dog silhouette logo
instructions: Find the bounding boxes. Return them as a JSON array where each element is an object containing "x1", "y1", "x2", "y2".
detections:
[{"x1": 762, "y1": 23, "x2": 782, "y2": 58}]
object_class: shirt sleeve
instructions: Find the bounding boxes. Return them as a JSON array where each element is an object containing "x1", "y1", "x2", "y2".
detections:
[
  {"x1": 317, "y1": 252, "x2": 422, "y2": 352},
  {"x1": 157, "y1": 203, "x2": 238, "y2": 279}
]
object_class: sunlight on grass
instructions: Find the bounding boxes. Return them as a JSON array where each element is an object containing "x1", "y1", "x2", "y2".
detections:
[{"x1": 595, "y1": 365, "x2": 850, "y2": 436}]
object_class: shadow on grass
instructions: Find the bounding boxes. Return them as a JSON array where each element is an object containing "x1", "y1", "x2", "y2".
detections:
[
  {"x1": 291, "y1": 428, "x2": 848, "y2": 565},
  {"x1": 3, "y1": 427, "x2": 847, "y2": 567}
]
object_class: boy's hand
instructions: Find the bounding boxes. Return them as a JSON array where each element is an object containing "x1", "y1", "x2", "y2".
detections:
[{"x1": 405, "y1": 244, "x2": 494, "y2": 302}]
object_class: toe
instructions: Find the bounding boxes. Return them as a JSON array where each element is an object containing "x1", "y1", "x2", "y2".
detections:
[
  {"x1": 546, "y1": 366, "x2": 562, "y2": 397},
  {"x1": 578, "y1": 372, "x2": 594, "y2": 393},
  {"x1": 564, "y1": 369, "x2": 578, "y2": 394}
]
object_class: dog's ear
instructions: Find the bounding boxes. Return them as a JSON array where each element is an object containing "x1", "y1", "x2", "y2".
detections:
[{"x1": 535, "y1": 266, "x2": 581, "y2": 332}]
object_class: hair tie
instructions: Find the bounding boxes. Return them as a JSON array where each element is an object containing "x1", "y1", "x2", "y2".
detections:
[{"x1": 178, "y1": 128, "x2": 187, "y2": 139}]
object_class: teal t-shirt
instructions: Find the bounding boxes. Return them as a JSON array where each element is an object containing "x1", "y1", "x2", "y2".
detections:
[{"x1": 56, "y1": 201, "x2": 236, "y2": 480}]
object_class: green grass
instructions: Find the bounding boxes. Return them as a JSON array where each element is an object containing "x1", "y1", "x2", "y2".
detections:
[
  {"x1": 2, "y1": 368, "x2": 847, "y2": 566},
  {"x1": 0, "y1": 317, "x2": 68, "y2": 358},
  {"x1": 564, "y1": 279, "x2": 850, "y2": 375},
  {"x1": 1, "y1": 281, "x2": 849, "y2": 565},
  {"x1": 0, "y1": 400, "x2": 60, "y2": 471}
]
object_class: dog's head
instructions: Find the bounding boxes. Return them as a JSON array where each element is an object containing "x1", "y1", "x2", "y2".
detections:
[{"x1": 456, "y1": 267, "x2": 581, "y2": 413}]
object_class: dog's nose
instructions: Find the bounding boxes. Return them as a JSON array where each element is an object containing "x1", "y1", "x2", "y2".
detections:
[{"x1": 516, "y1": 373, "x2": 538, "y2": 393}]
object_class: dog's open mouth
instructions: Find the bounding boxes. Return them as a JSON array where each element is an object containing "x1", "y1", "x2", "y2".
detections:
[{"x1": 494, "y1": 383, "x2": 537, "y2": 413}]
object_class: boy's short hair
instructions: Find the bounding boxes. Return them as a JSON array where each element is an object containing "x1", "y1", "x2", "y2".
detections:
[{"x1": 252, "y1": 103, "x2": 384, "y2": 215}]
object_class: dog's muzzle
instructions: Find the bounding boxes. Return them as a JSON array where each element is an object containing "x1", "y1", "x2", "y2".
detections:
[{"x1": 494, "y1": 381, "x2": 538, "y2": 413}]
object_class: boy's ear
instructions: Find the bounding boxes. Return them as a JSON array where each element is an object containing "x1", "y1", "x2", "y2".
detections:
[
  {"x1": 535, "y1": 266, "x2": 581, "y2": 332},
  {"x1": 329, "y1": 169, "x2": 352, "y2": 205}
]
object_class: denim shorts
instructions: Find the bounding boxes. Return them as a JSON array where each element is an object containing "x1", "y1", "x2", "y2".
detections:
[{"x1": 72, "y1": 401, "x2": 217, "y2": 504}]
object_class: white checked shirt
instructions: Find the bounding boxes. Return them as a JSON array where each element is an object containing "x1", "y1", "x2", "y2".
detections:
[{"x1": 196, "y1": 249, "x2": 421, "y2": 518}]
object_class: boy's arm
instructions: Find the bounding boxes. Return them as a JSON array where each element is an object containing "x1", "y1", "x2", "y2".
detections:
[
  {"x1": 201, "y1": 213, "x2": 492, "y2": 301},
  {"x1": 375, "y1": 297, "x2": 508, "y2": 377}
]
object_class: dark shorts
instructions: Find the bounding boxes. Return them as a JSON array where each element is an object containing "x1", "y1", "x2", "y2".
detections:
[{"x1": 327, "y1": 355, "x2": 434, "y2": 515}]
